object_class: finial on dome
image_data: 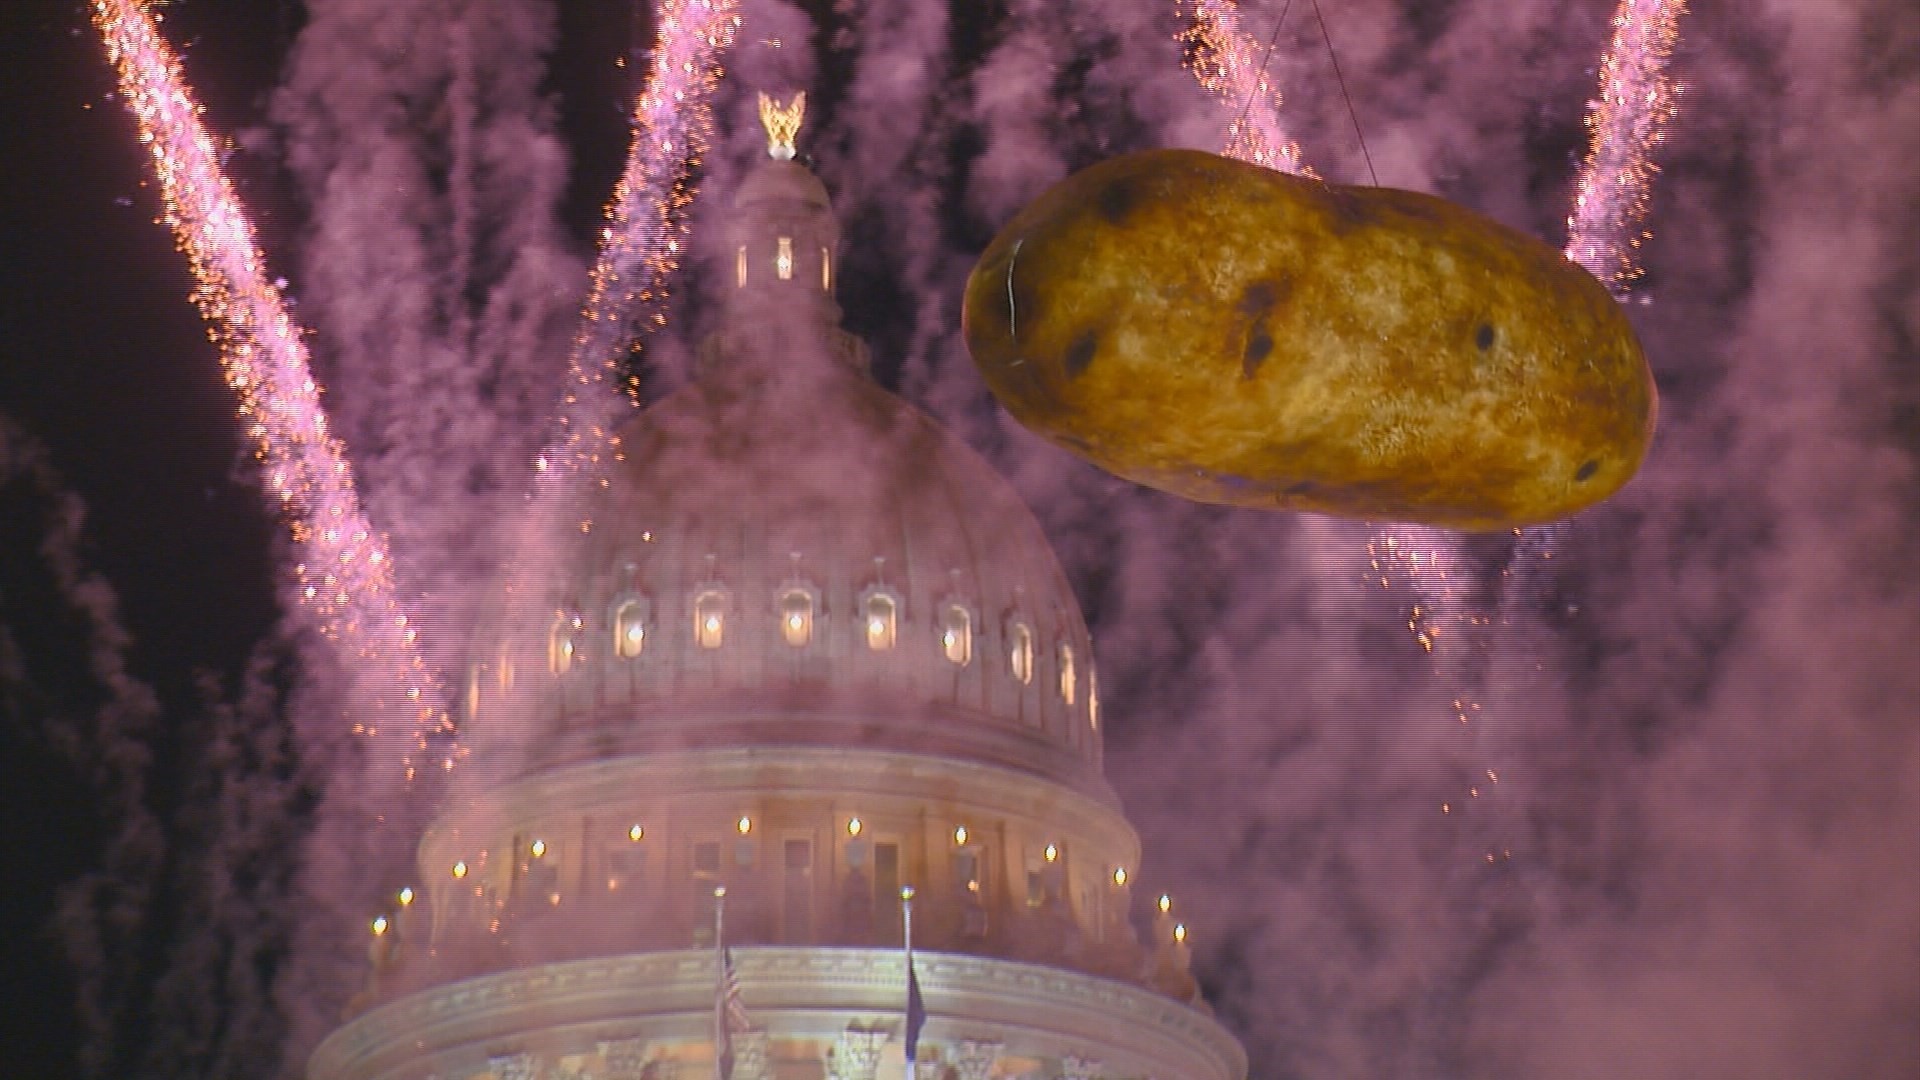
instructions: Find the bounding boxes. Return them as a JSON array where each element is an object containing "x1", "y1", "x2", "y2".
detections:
[{"x1": 757, "y1": 91, "x2": 806, "y2": 160}]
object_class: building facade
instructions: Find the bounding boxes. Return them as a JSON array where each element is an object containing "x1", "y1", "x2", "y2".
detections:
[{"x1": 308, "y1": 104, "x2": 1246, "y2": 1080}]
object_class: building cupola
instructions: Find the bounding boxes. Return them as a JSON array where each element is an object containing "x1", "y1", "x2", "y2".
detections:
[{"x1": 725, "y1": 92, "x2": 840, "y2": 324}]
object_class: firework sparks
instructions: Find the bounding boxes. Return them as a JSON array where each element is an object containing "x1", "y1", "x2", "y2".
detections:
[
  {"x1": 1566, "y1": 0, "x2": 1687, "y2": 289},
  {"x1": 91, "y1": 0, "x2": 450, "y2": 777},
  {"x1": 544, "y1": 0, "x2": 741, "y2": 482},
  {"x1": 1176, "y1": 0, "x2": 1686, "y2": 851},
  {"x1": 1175, "y1": 0, "x2": 1312, "y2": 175}
]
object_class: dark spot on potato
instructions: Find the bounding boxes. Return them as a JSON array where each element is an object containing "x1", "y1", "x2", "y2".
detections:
[
  {"x1": 1098, "y1": 177, "x2": 1138, "y2": 224},
  {"x1": 1238, "y1": 280, "x2": 1279, "y2": 316},
  {"x1": 1064, "y1": 330, "x2": 1098, "y2": 378},
  {"x1": 1242, "y1": 329, "x2": 1274, "y2": 379},
  {"x1": 1476, "y1": 323, "x2": 1496, "y2": 351},
  {"x1": 1574, "y1": 459, "x2": 1599, "y2": 482}
]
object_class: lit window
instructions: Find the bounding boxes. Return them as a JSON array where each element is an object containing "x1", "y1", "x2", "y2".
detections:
[
  {"x1": 465, "y1": 664, "x2": 481, "y2": 719},
  {"x1": 864, "y1": 590, "x2": 898, "y2": 651},
  {"x1": 497, "y1": 645, "x2": 515, "y2": 691},
  {"x1": 941, "y1": 604, "x2": 972, "y2": 666},
  {"x1": 780, "y1": 588, "x2": 814, "y2": 647},
  {"x1": 694, "y1": 590, "x2": 727, "y2": 649},
  {"x1": 1008, "y1": 620, "x2": 1034, "y2": 684},
  {"x1": 736, "y1": 246, "x2": 747, "y2": 287},
  {"x1": 1089, "y1": 667, "x2": 1100, "y2": 729},
  {"x1": 1059, "y1": 642, "x2": 1077, "y2": 705},
  {"x1": 821, "y1": 246, "x2": 831, "y2": 290},
  {"x1": 776, "y1": 236, "x2": 794, "y2": 280},
  {"x1": 614, "y1": 600, "x2": 646, "y2": 658},
  {"x1": 549, "y1": 611, "x2": 583, "y2": 674}
]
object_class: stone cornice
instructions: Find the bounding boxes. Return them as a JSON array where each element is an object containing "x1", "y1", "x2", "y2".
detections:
[
  {"x1": 310, "y1": 947, "x2": 1245, "y2": 1080},
  {"x1": 427, "y1": 746, "x2": 1138, "y2": 861}
]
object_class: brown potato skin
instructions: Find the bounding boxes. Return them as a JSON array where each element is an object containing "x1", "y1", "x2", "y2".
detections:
[{"x1": 962, "y1": 149, "x2": 1656, "y2": 531}]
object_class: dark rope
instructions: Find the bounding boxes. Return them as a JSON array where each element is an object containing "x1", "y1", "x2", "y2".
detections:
[{"x1": 1309, "y1": 0, "x2": 1379, "y2": 186}]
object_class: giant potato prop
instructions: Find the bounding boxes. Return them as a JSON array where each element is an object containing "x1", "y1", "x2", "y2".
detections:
[{"x1": 962, "y1": 149, "x2": 1656, "y2": 531}]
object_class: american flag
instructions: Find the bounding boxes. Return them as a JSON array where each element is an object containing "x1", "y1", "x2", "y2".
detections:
[{"x1": 715, "y1": 947, "x2": 753, "y2": 1079}]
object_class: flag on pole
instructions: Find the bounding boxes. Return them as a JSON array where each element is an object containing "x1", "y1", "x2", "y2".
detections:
[
  {"x1": 904, "y1": 958, "x2": 926, "y2": 1061},
  {"x1": 902, "y1": 885, "x2": 925, "y2": 1080},
  {"x1": 715, "y1": 946, "x2": 753, "y2": 1079}
]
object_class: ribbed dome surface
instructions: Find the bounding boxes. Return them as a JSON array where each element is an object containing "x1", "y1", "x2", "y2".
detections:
[{"x1": 473, "y1": 328, "x2": 1107, "y2": 800}]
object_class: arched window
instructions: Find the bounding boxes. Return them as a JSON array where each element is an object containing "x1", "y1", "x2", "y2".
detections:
[
  {"x1": 941, "y1": 604, "x2": 972, "y2": 666},
  {"x1": 863, "y1": 590, "x2": 898, "y2": 651},
  {"x1": 613, "y1": 599, "x2": 647, "y2": 659},
  {"x1": 776, "y1": 236, "x2": 794, "y2": 280},
  {"x1": 1008, "y1": 620, "x2": 1034, "y2": 684},
  {"x1": 1058, "y1": 642, "x2": 1077, "y2": 705},
  {"x1": 821, "y1": 246, "x2": 831, "y2": 291},
  {"x1": 736, "y1": 246, "x2": 747, "y2": 287},
  {"x1": 780, "y1": 588, "x2": 814, "y2": 647},
  {"x1": 694, "y1": 590, "x2": 727, "y2": 649},
  {"x1": 497, "y1": 645, "x2": 515, "y2": 691},
  {"x1": 549, "y1": 611, "x2": 583, "y2": 674},
  {"x1": 1088, "y1": 666, "x2": 1100, "y2": 730}
]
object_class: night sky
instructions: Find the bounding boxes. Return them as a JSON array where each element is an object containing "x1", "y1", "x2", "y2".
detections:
[{"x1": 2, "y1": 1, "x2": 1916, "y2": 1078}]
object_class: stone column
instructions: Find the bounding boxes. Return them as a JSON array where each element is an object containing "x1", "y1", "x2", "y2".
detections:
[
  {"x1": 949, "y1": 1039, "x2": 1003, "y2": 1080},
  {"x1": 732, "y1": 1030, "x2": 771, "y2": 1080},
  {"x1": 597, "y1": 1038, "x2": 650, "y2": 1080},
  {"x1": 1059, "y1": 1056, "x2": 1103, "y2": 1080},
  {"x1": 486, "y1": 1053, "x2": 540, "y2": 1080},
  {"x1": 827, "y1": 1028, "x2": 891, "y2": 1080}
]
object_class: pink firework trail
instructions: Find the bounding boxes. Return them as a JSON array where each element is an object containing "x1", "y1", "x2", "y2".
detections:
[
  {"x1": 1176, "y1": 0, "x2": 1311, "y2": 175},
  {"x1": 544, "y1": 0, "x2": 741, "y2": 482},
  {"x1": 92, "y1": 0, "x2": 450, "y2": 779},
  {"x1": 1566, "y1": 0, "x2": 1687, "y2": 289}
]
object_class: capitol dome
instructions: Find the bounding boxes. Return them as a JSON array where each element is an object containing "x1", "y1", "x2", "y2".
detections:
[
  {"x1": 314, "y1": 99, "x2": 1243, "y2": 1080},
  {"x1": 466, "y1": 149, "x2": 1107, "y2": 807}
]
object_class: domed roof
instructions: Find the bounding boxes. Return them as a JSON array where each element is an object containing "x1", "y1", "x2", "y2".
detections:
[
  {"x1": 732, "y1": 157, "x2": 832, "y2": 213},
  {"x1": 466, "y1": 154, "x2": 1108, "y2": 804}
]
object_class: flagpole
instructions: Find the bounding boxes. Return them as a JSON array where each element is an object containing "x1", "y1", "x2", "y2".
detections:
[
  {"x1": 714, "y1": 885, "x2": 727, "y2": 1080},
  {"x1": 901, "y1": 884, "x2": 916, "y2": 1080}
]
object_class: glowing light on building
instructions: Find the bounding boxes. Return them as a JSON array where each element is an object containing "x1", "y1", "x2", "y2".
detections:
[
  {"x1": 736, "y1": 815, "x2": 752, "y2": 835},
  {"x1": 90, "y1": 0, "x2": 451, "y2": 780},
  {"x1": 1566, "y1": 0, "x2": 1687, "y2": 290},
  {"x1": 1175, "y1": 0, "x2": 1311, "y2": 174},
  {"x1": 548, "y1": 0, "x2": 741, "y2": 481},
  {"x1": 397, "y1": 886, "x2": 415, "y2": 907},
  {"x1": 846, "y1": 817, "x2": 863, "y2": 837},
  {"x1": 628, "y1": 824, "x2": 645, "y2": 842},
  {"x1": 371, "y1": 915, "x2": 390, "y2": 937},
  {"x1": 1112, "y1": 867, "x2": 1128, "y2": 887},
  {"x1": 954, "y1": 825, "x2": 969, "y2": 846},
  {"x1": 451, "y1": 860, "x2": 468, "y2": 879},
  {"x1": 1043, "y1": 843, "x2": 1059, "y2": 863},
  {"x1": 530, "y1": 839, "x2": 547, "y2": 858}
]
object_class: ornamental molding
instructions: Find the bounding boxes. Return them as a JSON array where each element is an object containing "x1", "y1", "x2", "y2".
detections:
[
  {"x1": 425, "y1": 745, "x2": 1133, "y2": 862},
  {"x1": 310, "y1": 947, "x2": 1243, "y2": 1080}
]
